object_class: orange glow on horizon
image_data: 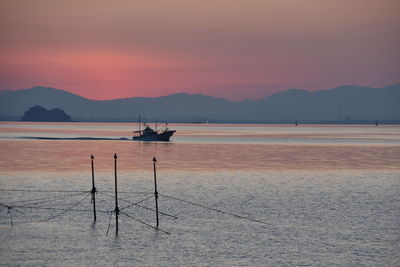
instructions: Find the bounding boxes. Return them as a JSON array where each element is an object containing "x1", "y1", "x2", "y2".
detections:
[{"x1": 0, "y1": 0, "x2": 399, "y2": 100}]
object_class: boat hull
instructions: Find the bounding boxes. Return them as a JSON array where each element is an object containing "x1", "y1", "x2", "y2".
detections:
[{"x1": 132, "y1": 130, "x2": 176, "y2": 141}]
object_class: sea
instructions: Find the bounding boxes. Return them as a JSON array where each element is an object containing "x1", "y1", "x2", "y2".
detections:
[{"x1": 0, "y1": 122, "x2": 399, "y2": 266}]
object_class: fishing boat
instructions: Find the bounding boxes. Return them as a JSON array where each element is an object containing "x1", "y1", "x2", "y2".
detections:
[{"x1": 132, "y1": 115, "x2": 176, "y2": 141}]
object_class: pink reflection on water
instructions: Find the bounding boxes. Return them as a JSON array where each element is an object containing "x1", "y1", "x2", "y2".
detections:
[
  {"x1": 0, "y1": 140, "x2": 399, "y2": 173},
  {"x1": 0, "y1": 127, "x2": 130, "y2": 137},
  {"x1": 1, "y1": 122, "x2": 399, "y2": 173}
]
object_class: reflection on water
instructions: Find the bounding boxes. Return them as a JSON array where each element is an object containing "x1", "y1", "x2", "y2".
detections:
[
  {"x1": 0, "y1": 171, "x2": 399, "y2": 266},
  {"x1": 1, "y1": 122, "x2": 400, "y2": 144},
  {"x1": 0, "y1": 122, "x2": 399, "y2": 266},
  {"x1": 1, "y1": 140, "x2": 400, "y2": 173},
  {"x1": 0, "y1": 122, "x2": 399, "y2": 173}
]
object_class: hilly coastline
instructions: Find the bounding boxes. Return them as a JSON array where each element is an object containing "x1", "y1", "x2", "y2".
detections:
[{"x1": 0, "y1": 84, "x2": 399, "y2": 123}]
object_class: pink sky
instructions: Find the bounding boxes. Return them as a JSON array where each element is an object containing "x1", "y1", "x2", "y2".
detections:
[{"x1": 0, "y1": 0, "x2": 399, "y2": 100}]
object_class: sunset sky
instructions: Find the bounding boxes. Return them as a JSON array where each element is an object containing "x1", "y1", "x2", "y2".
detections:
[{"x1": 0, "y1": 0, "x2": 399, "y2": 100}]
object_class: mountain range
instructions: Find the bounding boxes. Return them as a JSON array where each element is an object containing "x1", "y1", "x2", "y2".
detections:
[{"x1": 0, "y1": 84, "x2": 399, "y2": 123}]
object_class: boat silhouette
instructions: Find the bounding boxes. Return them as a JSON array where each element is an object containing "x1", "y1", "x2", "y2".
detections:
[{"x1": 132, "y1": 115, "x2": 175, "y2": 141}]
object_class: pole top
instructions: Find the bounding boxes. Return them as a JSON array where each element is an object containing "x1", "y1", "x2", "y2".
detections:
[
  {"x1": 114, "y1": 153, "x2": 117, "y2": 159},
  {"x1": 91, "y1": 154, "x2": 94, "y2": 159},
  {"x1": 153, "y1": 157, "x2": 157, "y2": 163}
]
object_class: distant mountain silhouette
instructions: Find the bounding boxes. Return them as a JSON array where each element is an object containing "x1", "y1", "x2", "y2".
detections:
[
  {"x1": 1, "y1": 84, "x2": 399, "y2": 122},
  {"x1": 21, "y1": 105, "x2": 72, "y2": 122}
]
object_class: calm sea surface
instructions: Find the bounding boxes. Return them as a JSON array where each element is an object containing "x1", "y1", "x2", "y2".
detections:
[{"x1": 0, "y1": 122, "x2": 399, "y2": 266}]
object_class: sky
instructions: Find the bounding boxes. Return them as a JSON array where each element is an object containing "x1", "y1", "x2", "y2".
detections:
[{"x1": 0, "y1": 0, "x2": 399, "y2": 100}]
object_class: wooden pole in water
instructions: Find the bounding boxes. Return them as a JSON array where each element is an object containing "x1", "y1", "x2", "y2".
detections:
[
  {"x1": 114, "y1": 153, "x2": 119, "y2": 235},
  {"x1": 153, "y1": 157, "x2": 159, "y2": 228},
  {"x1": 91, "y1": 155, "x2": 97, "y2": 221}
]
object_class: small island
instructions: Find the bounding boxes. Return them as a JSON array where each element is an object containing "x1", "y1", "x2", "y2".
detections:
[{"x1": 21, "y1": 105, "x2": 73, "y2": 122}]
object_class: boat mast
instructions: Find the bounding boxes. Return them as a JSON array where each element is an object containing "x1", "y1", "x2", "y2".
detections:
[{"x1": 138, "y1": 113, "x2": 141, "y2": 136}]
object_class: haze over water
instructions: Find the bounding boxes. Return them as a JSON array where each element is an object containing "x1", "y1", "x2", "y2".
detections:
[{"x1": 0, "y1": 122, "x2": 399, "y2": 266}]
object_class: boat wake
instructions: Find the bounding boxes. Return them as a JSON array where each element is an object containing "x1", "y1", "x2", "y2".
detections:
[{"x1": 18, "y1": 136, "x2": 130, "y2": 141}]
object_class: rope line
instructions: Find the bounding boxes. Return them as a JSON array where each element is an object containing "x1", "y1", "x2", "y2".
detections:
[
  {"x1": 11, "y1": 205, "x2": 111, "y2": 214},
  {"x1": 3, "y1": 192, "x2": 85, "y2": 206},
  {"x1": 0, "y1": 203, "x2": 25, "y2": 216},
  {"x1": 119, "y1": 195, "x2": 154, "y2": 211},
  {"x1": 7, "y1": 192, "x2": 87, "y2": 207},
  {"x1": 120, "y1": 211, "x2": 170, "y2": 235},
  {"x1": 9, "y1": 207, "x2": 24, "y2": 214},
  {"x1": 2, "y1": 190, "x2": 269, "y2": 230},
  {"x1": 98, "y1": 191, "x2": 178, "y2": 219},
  {"x1": 0, "y1": 189, "x2": 90, "y2": 193},
  {"x1": 99, "y1": 191, "x2": 153, "y2": 195},
  {"x1": 42, "y1": 196, "x2": 111, "y2": 207},
  {"x1": 159, "y1": 193, "x2": 270, "y2": 226},
  {"x1": 98, "y1": 191, "x2": 151, "y2": 204},
  {"x1": 38, "y1": 193, "x2": 91, "y2": 223}
]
